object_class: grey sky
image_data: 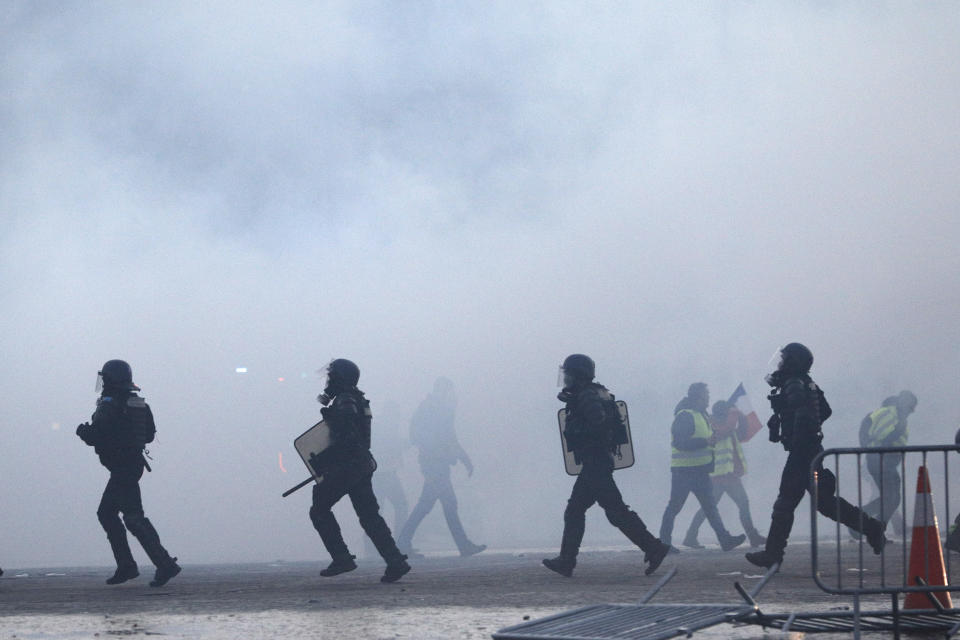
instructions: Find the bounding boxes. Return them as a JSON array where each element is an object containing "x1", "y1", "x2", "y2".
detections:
[{"x1": 1, "y1": 2, "x2": 959, "y2": 567}]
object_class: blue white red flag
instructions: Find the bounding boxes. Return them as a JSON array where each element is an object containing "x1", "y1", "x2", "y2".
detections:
[{"x1": 728, "y1": 383, "x2": 763, "y2": 441}]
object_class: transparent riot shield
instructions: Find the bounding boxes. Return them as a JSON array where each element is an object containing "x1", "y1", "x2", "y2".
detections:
[
  {"x1": 294, "y1": 419, "x2": 332, "y2": 482},
  {"x1": 557, "y1": 400, "x2": 635, "y2": 476}
]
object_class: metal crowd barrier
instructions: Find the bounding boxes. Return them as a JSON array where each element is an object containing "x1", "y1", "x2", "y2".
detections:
[{"x1": 809, "y1": 444, "x2": 960, "y2": 636}]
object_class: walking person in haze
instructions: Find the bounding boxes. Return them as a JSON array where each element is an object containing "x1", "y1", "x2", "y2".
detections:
[
  {"x1": 397, "y1": 377, "x2": 485, "y2": 557},
  {"x1": 683, "y1": 399, "x2": 765, "y2": 549},
  {"x1": 76, "y1": 360, "x2": 180, "y2": 587},
  {"x1": 542, "y1": 354, "x2": 669, "y2": 577},
  {"x1": 659, "y1": 383, "x2": 746, "y2": 552},
  {"x1": 855, "y1": 390, "x2": 917, "y2": 537},
  {"x1": 309, "y1": 359, "x2": 411, "y2": 583},
  {"x1": 746, "y1": 343, "x2": 887, "y2": 568}
]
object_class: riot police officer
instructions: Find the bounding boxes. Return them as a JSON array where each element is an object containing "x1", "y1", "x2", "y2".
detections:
[
  {"x1": 76, "y1": 360, "x2": 180, "y2": 587},
  {"x1": 542, "y1": 354, "x2": 669, "y2": 577},
  {"x1": 309, "y1": 359, "x2": 411, "y2": 583},
  {"x1": 746, "y1": 343, "x2": 887, "y2": 568}
]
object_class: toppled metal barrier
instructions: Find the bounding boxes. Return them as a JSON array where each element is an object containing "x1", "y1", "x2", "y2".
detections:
[{"x1": 493, "y1": 566, "x2": 772, "y2": 640}]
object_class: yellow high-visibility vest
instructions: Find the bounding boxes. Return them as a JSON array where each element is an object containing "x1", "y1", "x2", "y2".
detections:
[
  {"x1": 711, "y1": 431, "x2": 744, "y2": 477},
  {"x1": 867, "y1": 406, "x2": 907, "y2": 447},
  {"x1": 671, "y1": 409, "x2": 714, "y2": 468}
]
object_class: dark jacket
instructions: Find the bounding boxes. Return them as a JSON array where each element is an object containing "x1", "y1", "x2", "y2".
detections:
[
  {"x1": 320, "y1": 387, "x2": 373, "y2": 467},
  {"x1": 77, "y1": 391, "x2": 155, "y2": 472},
  {"x1": 768, "y1": 373, "x2": 831, "y2": 454},
  {"x1": 562, "y1": 382, "x2": 620, "y2": 468}
]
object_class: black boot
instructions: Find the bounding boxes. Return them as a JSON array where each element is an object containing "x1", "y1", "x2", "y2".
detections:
[
  {"x1": 381, "y1": 554, "x2": 411, "y2": 583},
  {"x1": 542, "y1": 555, "x2": 576, "y2": 577},
  {"x1": 864, "y1": 519, "x2": 888, "y2": 555},
  {"x1": 644, "y1": 542, "x2": 670, "y2": 576},
  {"x1": 745, "y1": 549, "x2": 782, "y2": 568},
  {"x1": 106, "y1": 564, "x2": 139, "y2": 585},
  {"x1": 320, "y1": 554, "x2": 357, "y2": 577},
  {"x1": 106, "y1": 531, "x2": 139, "y2": 585},
  {"x1": 149, "y1": 559, "x2": 181, "y2": 587}
]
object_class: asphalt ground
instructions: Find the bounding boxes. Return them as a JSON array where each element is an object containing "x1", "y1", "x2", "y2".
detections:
[{"x1": 0, "y1": 541, "x2": 949, "y2": 639}]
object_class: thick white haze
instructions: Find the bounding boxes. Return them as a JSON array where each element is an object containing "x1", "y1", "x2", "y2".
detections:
[{"x1": 2, "y1": 2, "x2": 959, "y2": 567}]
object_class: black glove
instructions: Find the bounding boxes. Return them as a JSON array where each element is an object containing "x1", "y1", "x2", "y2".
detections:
[
  {"x1": 767, "y1": 414, "x2": 781, "y2": 443},
  {"x1": 76, "y1": 422, "x2": 93, "y2": 444}
]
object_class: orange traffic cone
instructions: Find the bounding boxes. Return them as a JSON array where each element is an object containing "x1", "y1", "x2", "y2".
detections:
[{"x1": 904, "y1": 465, "x2": 952, "y2": 609}]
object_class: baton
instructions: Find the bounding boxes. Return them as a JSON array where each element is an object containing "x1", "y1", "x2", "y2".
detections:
[{"x1": 282, "y1": 475, "x2": 318, "y2": 498}]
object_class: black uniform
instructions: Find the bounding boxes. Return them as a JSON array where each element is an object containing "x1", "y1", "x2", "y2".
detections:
[
  {"x1": 77, "y1": 389, "x2": 179, "y2": 585},
  {"x1": 547, "y1": 382, "x2": 665, "y2": 574},
  {"x1": 748, "y1": 371, "x2": 885, "y2": 565},
  {"x1": 396, "y1": 379, "x2": 484, "y2": 557},
  {"x1": 309, "y1": 387, "x2": 409, "y2": 577}
]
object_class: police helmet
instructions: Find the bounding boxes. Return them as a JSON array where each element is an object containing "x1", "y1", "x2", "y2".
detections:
[
  {"x1": 97, "y1": 359, "x2": 139, "y2": 392},
  {"x1": 560, "y1": 354, "x2": 595, "y2": 384},
  {"x1": 778, "y1": 343, "x2": 814, "y2": 374},
  {"x1": 327, "y1": 358, "x2": 360, "y2": 388}
]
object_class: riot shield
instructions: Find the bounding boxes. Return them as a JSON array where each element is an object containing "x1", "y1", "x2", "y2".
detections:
[
  {"x1": 281, "y1": 420, "x2": 333, "y2": 497},
  {"x1": 557, "y1": 400, "x2": 635, "y2": 476},
  {"x1": 294, "y1": 419, "x2": 332, "y2": 481}
]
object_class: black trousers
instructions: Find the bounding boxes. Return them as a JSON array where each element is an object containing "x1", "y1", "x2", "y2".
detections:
[
  {"x1": 97, "y1": 464, "x2": 172, "y2": 568},
  {"x1": 397, "y1": 459, "x2": 473, "y2": 553},
  {"x1": 764, "y1": 447, "x2": 877, "y2": 557},
  {"x1": 659, "y1": 469, "x2": 733, "y2": 546},
  {"x1": 310, "y1": 467, "x2": 402, "y2": 563},
  {"x1": 559, "y1": 461, "x2": 659, "y2": 559}
]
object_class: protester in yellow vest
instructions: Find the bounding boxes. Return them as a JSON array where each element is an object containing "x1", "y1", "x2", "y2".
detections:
[
  {"x1": 857, "y1": 390, "x2": 917, "y2": 533},
  {"x1": 657, "y1": 383, "x2": 746, "y2": 552},
  {"x1": 682, "y1": 400, "x2": 765, "y2": 549}
]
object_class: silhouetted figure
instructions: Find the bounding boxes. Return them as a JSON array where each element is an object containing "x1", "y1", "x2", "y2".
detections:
[
  {"x1": 76, "y1": 360, "x2": 180, "y2": 587},
  {"x1": 659, "y1": 383, "x2": 746, "y2": 552},
  {"x1": 309, "y1": 359, "x2": 410, "y2": 583},
  {"x1": 746, "y1": 343, "x2": 887, "y2": 568},
  {"x1": 542, "y1": 355, "x2": 668, "y2": 578},
  {"x1": 857, "y1": 391, "x2": 917, "y2": 532},
  {"x1": 397, "y1": 377, "x2": 485, "y2": 557},
  {"x1": 683, "y1": 400, "x2": 765, "y2": 549}
]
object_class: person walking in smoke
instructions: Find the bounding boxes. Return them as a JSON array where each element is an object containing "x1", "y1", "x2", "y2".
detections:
[
  {"x1": 76, "y1": 360, "x2": 181, "y2": 587},
  {"x1": 309, "y1": 359, "x2": 411, "y2": 583},
  {"x1": 853, "y1": 390, "x2": 917, "y2": 538},
  {"x1": 746, "y1": 343, "x2": 887, "y2": 568},
  {"x1": 542, "y1": 355, "x2": 669, "y2": 577},
  {"x1": 682, "y1": 399, "x2": 765, "y2": 549},
  {"x1": 658, "y1": 383, "x2": 746, "y2": 553},
  {"x1": 396, "y1": 377, "x2": 485, "y2": 557}
]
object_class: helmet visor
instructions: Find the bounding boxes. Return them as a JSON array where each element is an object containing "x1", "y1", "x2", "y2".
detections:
[
  {"x1": 767, "y1": 348, "x2": 784, "y2": 372},
  {"x1": 95, "y1": 372, "x2": 104, "y2": 393}
]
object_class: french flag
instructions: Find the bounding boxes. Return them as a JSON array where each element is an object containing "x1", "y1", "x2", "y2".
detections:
[{"x1": 728, "y1": 383, "x2": 764, "y2": 442}]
